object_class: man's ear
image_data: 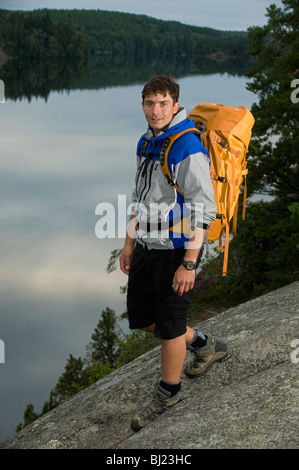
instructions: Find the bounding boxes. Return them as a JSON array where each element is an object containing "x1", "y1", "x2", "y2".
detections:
[{"x1": 174, "y1": 101, "x2": 180, "y2": 113}]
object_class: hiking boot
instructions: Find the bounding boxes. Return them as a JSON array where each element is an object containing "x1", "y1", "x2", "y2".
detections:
[
  {"x1": 131, "y1": 385, "x2": 180, "y2": 432},
  {"x1": 184, "y1": 336, "x2": 232, "y2": 378}
]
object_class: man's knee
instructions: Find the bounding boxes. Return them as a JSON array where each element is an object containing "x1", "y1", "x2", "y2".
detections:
[{"x1": 140, "y1": 324, "x2": 156, "y2": 334}]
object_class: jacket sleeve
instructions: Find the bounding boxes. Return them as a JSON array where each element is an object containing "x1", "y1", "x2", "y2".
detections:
[
  {"x1": 131, "y1": 155, "x2": 141, "y2": 204},
  {"x1": 132, "y1": 136, "x2": 146, "y2": 204}
]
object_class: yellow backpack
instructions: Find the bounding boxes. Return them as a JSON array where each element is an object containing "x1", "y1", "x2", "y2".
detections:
[{"x1": 160, "y1": 103, "x2": 255, "y2": 276}]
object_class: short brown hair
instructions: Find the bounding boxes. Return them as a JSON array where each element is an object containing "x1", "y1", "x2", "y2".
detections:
[{"x1": 142, "y1": 74, "x2": 180, "y2": 104}]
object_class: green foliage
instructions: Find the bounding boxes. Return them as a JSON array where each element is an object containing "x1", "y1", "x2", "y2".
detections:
[
  {"x1": 0, "y1": 8, "x2": 249, "y2": 70},
  {"x1": 106, "y1": 249, "x2": 122, "y2": 273},
  {"x1": 52, "y1": 354, "x2": 90, "y2": 402},
  {"x1": 0, "y1": 8, "x2": 252, "y2": 101},
  {"x1": 16, "y1": 404, "x2": 39, "y2": 432},
  {"x1": 0, "y1": 9, "x2": 89, "y2": 64},
  {"x1": 0, "y1": 9, "x2": 90, "y2": 101},
  {"x1": 192, "y1": 198, "x2": 299, "y2": 311},
  {"x1": 40, "y1": 391, "x2": 59, "y2": 416},
  {"x1": 84, "y1": 360, "x2": 114, "y2": 384},
  {"x1": 116, "y1": 330, "x2": 159, "y2": 366},
  {"x1": 46, "y1": 9, "x2": 250, "y2": 64},
  {"x1": 87, "y1": 307, "x2": 120, "y2": 368},
  {"x1": 246, "y1": 0, "x2": 299, "y2": 199},
  {"x1": 288, "y1": 202, "x2": 299, "y2": 250}
]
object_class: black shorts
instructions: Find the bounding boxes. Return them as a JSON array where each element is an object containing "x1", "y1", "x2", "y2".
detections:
[{"x1": 127, "y1": 243, "x2": 194, "y2": 340}]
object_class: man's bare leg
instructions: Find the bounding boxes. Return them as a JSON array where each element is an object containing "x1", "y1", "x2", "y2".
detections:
[{"x1": 141, "y1": 325, "x2": 194, "y2": 383}]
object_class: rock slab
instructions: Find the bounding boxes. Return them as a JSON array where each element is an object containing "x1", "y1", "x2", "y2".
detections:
[{"x1": 1, "y1": 282, "x2": 298, "y2": 449}]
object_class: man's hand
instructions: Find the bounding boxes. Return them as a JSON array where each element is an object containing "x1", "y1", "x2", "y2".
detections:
[
  {"x1": 120, "y1": 213, "x2": 136, "y2": 275},
  {"x1": 172, "y1": 225, "x2": 205, "y2": 295},
  {"x1": 172, "y1": 265, "x2": 196, "y2": 296},
  {"x1": 119, "y1": 243, "x2": 135, "y2": 275}
]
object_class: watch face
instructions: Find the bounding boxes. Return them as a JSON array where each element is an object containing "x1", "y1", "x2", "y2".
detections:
[{"x1": 184, "y1": 261, "x2": 196, "y2": 270}]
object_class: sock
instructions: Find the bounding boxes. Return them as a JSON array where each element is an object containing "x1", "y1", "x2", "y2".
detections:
[
  {"x1": 186, "y1": 329, "x2": 207, "y2": 351},
  {"x1": 158, "y1": 378, "x2": 181, "y2": 397}
]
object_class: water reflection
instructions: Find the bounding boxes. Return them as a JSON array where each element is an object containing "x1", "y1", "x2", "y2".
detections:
[{"x1": 0, "y1": 55, "x2": 254, "y2": 102}]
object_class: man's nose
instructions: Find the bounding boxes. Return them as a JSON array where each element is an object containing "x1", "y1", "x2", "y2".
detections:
[{"x1": 152, "y1": 103, "x2": 161, "y2": 115}]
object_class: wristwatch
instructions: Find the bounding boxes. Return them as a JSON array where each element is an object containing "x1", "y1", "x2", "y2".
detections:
[{"x1": 181, "y1": 260, "x2": 197, "y2": 270}]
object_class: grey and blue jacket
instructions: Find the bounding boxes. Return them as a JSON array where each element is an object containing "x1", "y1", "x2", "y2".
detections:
[{"x1": 132, "y1": 107, "x2": 216, "y2": 249}]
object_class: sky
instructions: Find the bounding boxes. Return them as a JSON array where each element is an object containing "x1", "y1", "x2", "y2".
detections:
[{"x1": 0, "y1": 0, "x2": 283, "y2": 31}]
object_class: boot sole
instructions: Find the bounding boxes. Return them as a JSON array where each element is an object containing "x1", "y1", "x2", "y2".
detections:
[{"x1": 184, "y1": 348, "x2": 232, "y2": 379}]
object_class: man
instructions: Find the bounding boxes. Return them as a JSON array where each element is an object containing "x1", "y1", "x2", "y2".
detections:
[{"x1": 120, "y1": 74, "x2": 231, "y2": 432}]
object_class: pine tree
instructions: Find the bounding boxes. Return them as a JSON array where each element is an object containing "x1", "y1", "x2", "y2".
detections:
[
  {"x1": 88, "y1": 307, "x2": 120, "y2": 368},
  {"x1": 246, "y1": 0, "x2": 299, "y2": 200},
  {"x1": 52, "y1": 354, "x2": 89, "y2": 402},
  {"x1": 15, "y1": 404, "x2": 39, "y2": 431}
]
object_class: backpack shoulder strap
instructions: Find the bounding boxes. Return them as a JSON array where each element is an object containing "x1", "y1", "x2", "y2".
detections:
[{"x1": 160, "y1": 128, "x2": 201, "y2": 195}]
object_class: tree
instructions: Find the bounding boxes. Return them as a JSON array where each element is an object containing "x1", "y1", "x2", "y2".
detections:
[
  {"x1": 116, "y1": 330, "x2": 159, "y2": 367},
  {"x1": 194, "y1": 198, "x2": 299, "y2": 308},
  {"x1": 40, "y1": 390, "x2": 59, "y2": 415},
  {"x1": 87, "y1": 307, "x2": 120, "y2": 368},
  {"x1": 246, "y1": 0, "x2": 299, "y2": 200},
  {"x1": 52, "y1": 354, "x2": 90, "y2": 402},
  {"x1": 15, "y1": 404, "x2": 39, "y2": 432}
]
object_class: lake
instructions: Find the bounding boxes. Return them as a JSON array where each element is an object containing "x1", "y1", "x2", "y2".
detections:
[{"x1": 0, "y1": 67, "x2": 256, "y2": 442}]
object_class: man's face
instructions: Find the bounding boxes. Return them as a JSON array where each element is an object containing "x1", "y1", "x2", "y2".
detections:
[{"x1": 142, "y1": 92, "x2": 179, "y2": 136}]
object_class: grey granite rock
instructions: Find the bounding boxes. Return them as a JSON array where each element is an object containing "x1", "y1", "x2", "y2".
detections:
[{"x1": 1, "y1": 282, "x2": 298, "y2": 449}]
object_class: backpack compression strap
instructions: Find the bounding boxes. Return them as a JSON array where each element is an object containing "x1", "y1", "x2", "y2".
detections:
[{"x1": 160, "y1": 128, "x2": 201, "y2": 195}]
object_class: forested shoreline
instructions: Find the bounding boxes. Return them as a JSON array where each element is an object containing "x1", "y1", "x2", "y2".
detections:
[
  {"x1": 0, "y1": 8, "x2": 253, "y2": 101},
  {"x1": 0, "y1": 8, "x2": 250, "y2": 67},
  {"x1": 47, "y1": 9, "x2": 250, "y2": 61}
]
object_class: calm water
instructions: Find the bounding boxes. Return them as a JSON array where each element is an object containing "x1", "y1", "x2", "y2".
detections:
[{"x1": 0, "y1": 72, "x2": 256, "y2": 442}]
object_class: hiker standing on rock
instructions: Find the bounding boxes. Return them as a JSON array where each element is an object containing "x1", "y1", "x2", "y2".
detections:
[{"x1": 120, "y1": 74, "x2": 232, "y2": 432}]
